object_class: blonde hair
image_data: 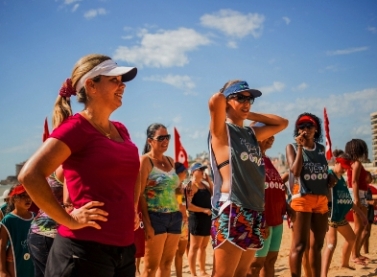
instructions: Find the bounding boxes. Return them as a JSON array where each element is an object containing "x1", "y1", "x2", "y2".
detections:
[{"x1": 52, "y1": 54, "x2": 111, "y2": 128}]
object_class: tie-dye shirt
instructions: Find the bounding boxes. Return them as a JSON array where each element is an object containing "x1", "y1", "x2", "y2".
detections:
[{"x1": 144, "y1": 166, "x2": 180, "y2": 213}]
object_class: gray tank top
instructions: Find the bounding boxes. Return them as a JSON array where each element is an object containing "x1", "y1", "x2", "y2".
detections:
[
  {"x1": 288, "y1": 143, "x2": 329, "y2": 197},
  {"x1": 209, "y1": 122, "x2": 265, "y2": 211}
]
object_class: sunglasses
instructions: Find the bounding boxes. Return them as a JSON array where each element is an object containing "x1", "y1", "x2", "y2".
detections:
[
  {"x1": 228, "y1": 94, "x2": 255, "y2": 104},
  {"x1": 297, "y1": 123, "x2": 314, "y2": 130},
  {"x1": 151, "y1": 134, "x2": 171, "y2": 142}
]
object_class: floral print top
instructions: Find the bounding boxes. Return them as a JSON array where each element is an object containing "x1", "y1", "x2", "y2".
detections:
[{"x1": 144, "y1": 166, "x2": 180, "y2": 213}]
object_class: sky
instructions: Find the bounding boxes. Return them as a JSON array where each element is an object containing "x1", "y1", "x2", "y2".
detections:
[{"x1": 1, "y1": 0, "x2": 377, "y2": 180}]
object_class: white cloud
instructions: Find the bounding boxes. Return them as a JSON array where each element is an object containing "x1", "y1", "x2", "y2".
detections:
[
  {"x1": 64, "y1": 0, "x2": 80, "y2": 4},
  {"x1": 367, "y1": 26, "x2": 377, "y2": 34},
  {"x1": 72, "y1": 4, "x2": 79, "y2": 12},
  {"x1": 113, "y1": 28, "x2": 211, "y2": 68},
  {"x1": 144, "y1": 74, "x2": 195, "y2": 91},
  {"x1": 352, "y1": 125, "x2": 371, "y2": 136},
  {"x1": 326, "y1": 46, "x2": 369, "y2": 56},
  {"x1": 282, "y1": 17, "x2": 291, "y2": 25},
  {"x1": 200, "y1": 9, "x2": 265, "y2": 38},
  {"x1": 293, "y1": 82, "x2": 308, "y2": 91},
  {"x1": 121, "y1": 35, "x2": 133, "y2": 40},
  {"x1": 172, "y1": 115, "x2": 182, "y2": 124},
  {"x1": 84, "y1": 8, "x2": 107, "y2": 19},
  {"x1": 227, "y1": 41, "x2": 238, "y2": 48},
  {"x1": 258, "y1": 81, "x2": 285, "y2": 95},
  {"x1": 257, "y1": 87, "x2": 377, "y2": 119}
]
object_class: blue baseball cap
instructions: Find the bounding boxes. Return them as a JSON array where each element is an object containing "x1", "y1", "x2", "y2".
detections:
[
  {"x1": 190, "y1": 162, "x2": 207, "y2": 173},
  {"x1": 174, "y1": 162, "x2": 187, "y2": 174},
  {"x1": 223, "y1": 81, "x2": 262, "y2": 98}
]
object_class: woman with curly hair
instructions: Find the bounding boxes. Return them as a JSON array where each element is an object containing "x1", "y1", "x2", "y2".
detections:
[
  {"x1": 286, "y1": 112, "x2": 336, "y2": 277},
  {"x1": 345, "y1": 138, "x2": 371, "y2": 264}
]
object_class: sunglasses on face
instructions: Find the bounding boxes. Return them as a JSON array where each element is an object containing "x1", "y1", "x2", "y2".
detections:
[
  {"x1": 228, "y1": 94, "x2": 255, "y2": 104},
  {"x1": 151, "y1": 134, "x2": 171, "y2": 142},
  {"x1": 297, "y1": 123, "x2": 314, "y2": 130}
]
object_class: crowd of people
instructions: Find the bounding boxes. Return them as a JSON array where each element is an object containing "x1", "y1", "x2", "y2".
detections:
[{"x1": 0, "y1": 53, "x2": 375, "y2": 277}]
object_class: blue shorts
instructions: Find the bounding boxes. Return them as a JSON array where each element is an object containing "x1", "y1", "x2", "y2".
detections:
[
  {"x1": 255, "y1": 224, "x2": 283, "y2": 257},
  {"x1": 149, "y1": 211, "x2": 182, "y2": 235}
]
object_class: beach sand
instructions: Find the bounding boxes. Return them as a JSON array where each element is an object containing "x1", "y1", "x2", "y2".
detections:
[{"x1": 164, "y1": 222, "x2": 377, "y2": 277}]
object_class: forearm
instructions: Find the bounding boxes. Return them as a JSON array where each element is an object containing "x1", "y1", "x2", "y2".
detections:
[
  {"x1": 187, "y1": 203, "x2": 210, "y2": 214},
  {"x1": 139, "y1": 195, "x2": 152, "y2": 228},
  {"x1": 247, "y1": 112, "x2": 287, "y2": 126},
  {"x1": 134, "y1": 173, "x2": 141, "y2": 211},
  {"x1": 22, "y1": 176, "x2": 73, "y2": 227}
]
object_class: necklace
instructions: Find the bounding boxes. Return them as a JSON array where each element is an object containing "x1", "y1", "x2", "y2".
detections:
[
  {"x1": 83, "y1": 110, "x2": 112, "y2": 139},
  {"x1": 92, "y1": 121, "x2": 112, "y2": 139},
  {"x1": 148, "y1": 155, "x2": 166, "y2": 167}
]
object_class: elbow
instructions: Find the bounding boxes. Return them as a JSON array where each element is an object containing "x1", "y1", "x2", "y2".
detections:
[{"x1": 282, "y1": 118, "x2": 289, "y2": 129}]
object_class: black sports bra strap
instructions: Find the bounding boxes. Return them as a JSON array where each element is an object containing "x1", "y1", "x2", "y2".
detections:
[{"x1": 217, "y1": 160, "x2": 229, "y2": 170}]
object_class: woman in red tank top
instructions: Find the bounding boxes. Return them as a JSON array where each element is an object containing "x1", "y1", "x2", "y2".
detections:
[{"x1": 345, "y1": 138, "x2": 370, "y2": 264}]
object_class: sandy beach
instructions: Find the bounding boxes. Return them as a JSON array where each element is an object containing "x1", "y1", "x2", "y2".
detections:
[{"x1": 165, "y1": 222, "x2": 377, "y2": 277}]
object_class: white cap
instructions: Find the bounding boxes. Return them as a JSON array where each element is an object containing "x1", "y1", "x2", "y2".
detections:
[{"x1": 75, "y1": 59, "x2": 137, "y2": 93}]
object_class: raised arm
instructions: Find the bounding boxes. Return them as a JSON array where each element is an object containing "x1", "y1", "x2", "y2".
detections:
[
  {"x1": 248, "y1": 112, "x2": 289, "y2": 142},
  {"x1": 209, "y1": 92, "x2": 227, "y2": 140}
]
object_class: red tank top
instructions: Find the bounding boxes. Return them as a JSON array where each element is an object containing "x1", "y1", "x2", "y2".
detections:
[
  {"x1": 263, "y1": 156, "x2": 287, "y2": 226},
  {"x1": 347, "y1": 164, "x2": 369, "y2": 191}
]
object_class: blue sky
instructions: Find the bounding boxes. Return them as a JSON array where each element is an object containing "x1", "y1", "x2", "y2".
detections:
[{"x1": 1, "y1": 0, "x2": 377, "y2": 179}]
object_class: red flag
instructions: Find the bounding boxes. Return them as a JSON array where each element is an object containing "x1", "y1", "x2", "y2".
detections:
[
  {"x1": 43, "y1": 117, "x2": 50, "y2": 142},
  {"x1": 174, "y1": 127, "x2": 189, "y2": 168},
  {"x1": 324, "y1": 108, "x2": 332, "y2": 160}
]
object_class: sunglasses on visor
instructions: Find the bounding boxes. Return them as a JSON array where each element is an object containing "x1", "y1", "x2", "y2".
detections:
[
  {"x1": 228, "y1": 94, "x2": 255, "y2": 104},
  {"x1": 150, "y1": 134, "x2": 171, "y2": 142}
]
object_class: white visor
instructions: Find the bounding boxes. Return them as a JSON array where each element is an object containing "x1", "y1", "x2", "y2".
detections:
[{"x1": 75, "y1": 59, "x2": 137, "y2": 93}]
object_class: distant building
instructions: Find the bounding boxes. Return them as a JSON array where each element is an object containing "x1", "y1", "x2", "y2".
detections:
[
  {"x1": 372, "y1": 111, "x2": 377, "y2": 167},
  {"x1": 0, "y1": 161, "x2": 26, "y2": 186}
]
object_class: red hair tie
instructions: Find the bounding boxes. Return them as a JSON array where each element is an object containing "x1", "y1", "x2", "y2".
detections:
[
  {"x1": 8, "y1": 184, "x2": 26, "y2": 197},
  {"x1": 59, "y1": 78, "x2": 76, "y2": 98},
  {"x1": 335, "y1": 157, "x2": 352, "y2": 169}
]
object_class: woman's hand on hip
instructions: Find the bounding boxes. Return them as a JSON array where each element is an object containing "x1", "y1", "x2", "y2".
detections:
[{"x1": 68, "y1": 201, "x2": 108, "y2": 230}]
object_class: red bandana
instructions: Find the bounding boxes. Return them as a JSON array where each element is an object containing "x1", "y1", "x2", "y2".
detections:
[
  {"x1": 8, "y1": 184, "x2": 26, "y2": 197},
  {"x1": 336, "y1": 157, "x2": 352, "y2": 170}
]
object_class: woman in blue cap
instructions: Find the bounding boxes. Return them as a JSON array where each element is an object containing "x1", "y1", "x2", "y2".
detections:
[
  {"x1": 186, "y1": 162, "x2": 213, "y2": 277},
  {"x1": 208, "y1": 79, "x2": 288, "y2": 277}
]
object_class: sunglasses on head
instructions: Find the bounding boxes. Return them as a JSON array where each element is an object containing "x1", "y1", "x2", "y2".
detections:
[
  {"x1": 151, "y1": 134, "x2": 171, "y2": 142},
  {"x1": 228, "y1": 94, "x2": 255, "y2": 104},
  {"x1": 297, "y1": 123, "x2": 314, "y2": 130}
]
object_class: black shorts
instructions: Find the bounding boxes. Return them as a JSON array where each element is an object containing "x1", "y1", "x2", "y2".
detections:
[
  {"x1": 189, "y1": 212, "x2": 211, "y2": 236},
  {"x1": 45, "y1": 234, "x2": 136, "y2": 277},
  {"x1": 149, "y1": 211, "x2": 182, "y2": 235}
]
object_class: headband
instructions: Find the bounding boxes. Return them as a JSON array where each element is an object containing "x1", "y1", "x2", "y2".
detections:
[
  {"x1": 335, "y1": 157, "x2": 352, "y2": 169},
  {"x1": 296, "y1": 115, "x2": 318, "y2": 127},
  {"x1": 75, "y1": 59, "x2": 137, "y2": 93},
  {"x1": 9, "y1": 184, "x2": 26, "y2": 197},
  {"x1": 59, "y1": 78, "x2": 76, "y2": 98}
]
